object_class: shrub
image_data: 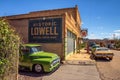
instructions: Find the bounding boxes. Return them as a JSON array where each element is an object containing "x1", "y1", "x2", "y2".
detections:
[
  {"x1": 0, "y1": 19, "x2": 20, "y2": 80},
  {"x1": 115, "y1": 39, "x2": 120, "y2": 48},
  {"x1": 80, "y1": 42, "x2": 86, "y2": 49}
]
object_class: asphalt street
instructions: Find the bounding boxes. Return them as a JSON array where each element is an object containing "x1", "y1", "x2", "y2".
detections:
[
  {"x1": 42, "y1": 64, "x2": 101, "y2": 80},
  {"x1": 96, "y1": 50, "x2": 120, "y2": 80},
  {"x1": 19, "y1": 52, "x2": 101, "y2": 80}
]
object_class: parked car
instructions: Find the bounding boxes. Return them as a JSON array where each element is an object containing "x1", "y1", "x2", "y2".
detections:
[
  {"x1": 19, "y1": 44, "x2": 60, "y2": 73},
  {"x1": 92, "y1": 47, "x2": 114, "y2": 60},
  {"x1": 91, "y1": 44, "x2": 100, "y2": 52},
  {"x1": 89, "y1": 44, "x2": 100, "y2": 51},
  {"x1": 92, "y1": 44, "x2": 100, "y2": 48}
]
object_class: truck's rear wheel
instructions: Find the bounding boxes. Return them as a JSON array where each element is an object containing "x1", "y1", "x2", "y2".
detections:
[{"x1": 33, "y1": 64, "x2": 43, "y2": 73}]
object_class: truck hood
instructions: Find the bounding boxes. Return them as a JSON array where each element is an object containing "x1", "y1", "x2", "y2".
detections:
[{"x1": 29, "y1": 51, "x2": 59, "y2": 59}]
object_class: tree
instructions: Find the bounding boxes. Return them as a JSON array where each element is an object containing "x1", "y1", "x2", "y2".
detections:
[
  {"x1": 0, "y1": 19, "x2": 20, "y2": 80},
  {"x1": 115, "y1": 39, "x2": 120, "y2": 48}
]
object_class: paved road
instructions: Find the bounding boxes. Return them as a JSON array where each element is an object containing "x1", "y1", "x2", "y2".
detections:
[
  {"x1": 43, "y1": 64, "x2": 101, "y2": 80},
  {"x1": 18, "y1": 71, "x2": 43, "y2": 80},
  {"x1": 18, "y1": 52, "x2": 100, "y2": 80},
  {"x1": 96, "y1": 50, "x2": 120, "y2": 80},
  {"x1": 19, "y1": 64, "x2": 100, "y2": 80}
]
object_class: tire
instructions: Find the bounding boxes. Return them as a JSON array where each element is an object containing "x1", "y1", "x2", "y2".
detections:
[
  {"x1": 32, "y1": 64, "x2": 43, "y2": 73},
  {"x1": 90, "y1": 54, "x2": 94, "y2": 60},
  {"x1": 92, "y1": 54, "x2": 97, "y2": 60},
  {"x1": 109, "y1": 57, "x2": 113, "y2": 60},
  {"x1": 94, "y1": 56, "x2": 97, "y2": 60}
]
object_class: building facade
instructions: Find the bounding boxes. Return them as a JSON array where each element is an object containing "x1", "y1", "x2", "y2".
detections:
[{"x1": 4, "y1": 6, "x2": 82, "y2": 60}]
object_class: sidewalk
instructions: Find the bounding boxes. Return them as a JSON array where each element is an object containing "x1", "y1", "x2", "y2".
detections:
[{"x1": 64, "y1": 49, "x2": 96, "y2": 65}]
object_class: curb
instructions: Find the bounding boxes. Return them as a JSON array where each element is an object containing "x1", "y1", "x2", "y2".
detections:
[{"x1": 62, "y1": 60, "x2": 96, "y2": 65}]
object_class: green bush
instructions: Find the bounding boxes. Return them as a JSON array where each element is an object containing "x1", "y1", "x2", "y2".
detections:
[
  {"x1": 0, "y1": 19, "x2": 20, "y2": 80},
  {"x1": 114, "y1": 39, "x2": 120, "y2": 48},
  {"x1": 80, "y1": 42, "x2": 86, "y2": 49}
]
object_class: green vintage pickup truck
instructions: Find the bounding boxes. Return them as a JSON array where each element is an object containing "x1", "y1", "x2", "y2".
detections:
[{"x1": 19, "y1": 44, "x2": 60, "y2": 73}]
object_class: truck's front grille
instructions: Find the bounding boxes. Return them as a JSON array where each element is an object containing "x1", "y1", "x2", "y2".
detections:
[{"x1": 51, "y1": 58, "x2": 60, "y2": 66}]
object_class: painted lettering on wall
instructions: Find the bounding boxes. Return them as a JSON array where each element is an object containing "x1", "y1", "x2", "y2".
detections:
[{"x1": 29, "y1": 18, "x2": 62, "y2": 43}]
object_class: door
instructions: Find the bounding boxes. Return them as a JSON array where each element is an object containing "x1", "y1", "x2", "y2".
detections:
[{"x1": 20, "y1": 47, "x2": 31, "y2": 67}]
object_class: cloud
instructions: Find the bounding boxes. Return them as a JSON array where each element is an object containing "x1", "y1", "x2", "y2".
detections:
[
  {"x1": 107, "y1": 32, "x2": 120, "y2": 39},
  {"x1": 114, "y1": 30, "x2": 120, "y2": 33},
  {"x1": 88, "y1": 30, "x2": 120, "y2": 39},
  {"x1": 101, "y1": 33, "x2": 104, "y2": 35},
  {"x1": 88, "y1": 33, "x2": 100, "y2": 39},
  {"x1": 89, "y1": 33, "x2": 95, "y2": 37},
  {"x1": 112, "y1": 30, "x2": 120, "y2": 39},
  {"x1": 100, "y1": 32, "x2": 111, "y2": 36},
  {"x1": 114, "y1": 33, "x2": 120, "y2": 37}
]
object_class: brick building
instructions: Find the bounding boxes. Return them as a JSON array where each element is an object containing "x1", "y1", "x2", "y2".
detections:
[{"x1": 3, "y1": 5, "x2": 82, "y2": 60}]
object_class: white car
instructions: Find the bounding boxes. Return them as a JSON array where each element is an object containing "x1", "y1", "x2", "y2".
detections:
[{"x1": 92, "y1": 47, "x2": 114, "y2": 60}]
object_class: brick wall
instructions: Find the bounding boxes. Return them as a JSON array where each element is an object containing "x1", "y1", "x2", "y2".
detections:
[{"x1": 4, "y1": 6, "x2": 81, "y2": 60}]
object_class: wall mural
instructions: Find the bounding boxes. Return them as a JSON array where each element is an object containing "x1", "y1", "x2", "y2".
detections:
[{"x1": 29, "y1": 18, "x2": 62, "y2": 43}]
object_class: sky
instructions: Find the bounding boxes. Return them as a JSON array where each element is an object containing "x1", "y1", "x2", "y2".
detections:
[{"x1": 0, "y1": 0, "x2": 120, "y2": 39}]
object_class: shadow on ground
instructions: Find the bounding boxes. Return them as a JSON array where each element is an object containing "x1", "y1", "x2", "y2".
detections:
[
  {"x1": 95, "y1": 58, "x2": 111, "y2": 62},
  {"x1": 19, "y1": 65, "x2": 60, "y2": 77},
  {"x1": 90, "y1": 54, "x2": 111, "y2": 62}
]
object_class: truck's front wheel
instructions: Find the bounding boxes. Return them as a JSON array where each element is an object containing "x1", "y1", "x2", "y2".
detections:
[{"x1": 33, "y1": 64, "x2": 43, "y2": 73}]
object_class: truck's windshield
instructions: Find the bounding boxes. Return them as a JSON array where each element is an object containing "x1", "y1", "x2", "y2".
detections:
[
  {"x1": 30, "y1": 46, "x2": 42, "y2": 53},
  {"x1": 21, "y1": 46, "x2": 42, "y2": 54},
  {"x1": 96, "y1": 48, "x2": 109, "y2": 51}
]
